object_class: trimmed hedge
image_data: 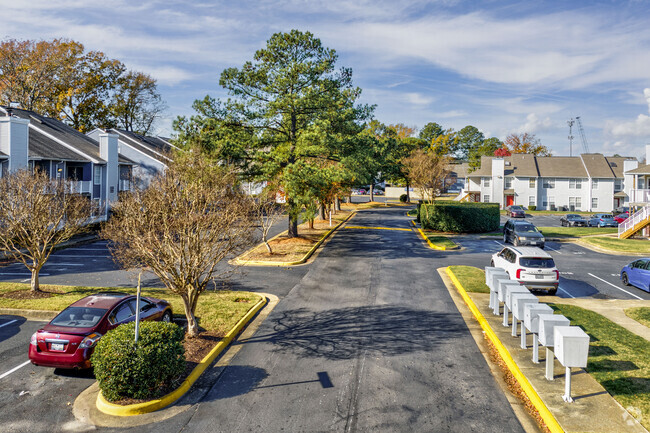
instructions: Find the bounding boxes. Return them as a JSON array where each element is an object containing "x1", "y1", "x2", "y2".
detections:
[
  {"x1": 91, "y1": 321, "x2": 186, "y2": 402},
  {"x1": 399, "y1": 194, "x2": 408, "y2": 203},
  {"x1": 419, "y1": 201, "x2": 500, "y2": 233}
]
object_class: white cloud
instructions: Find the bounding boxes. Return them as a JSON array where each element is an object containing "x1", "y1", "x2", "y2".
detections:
[
  {"x1": 608, "y1": 88, "x2": 650, "y2": 138},
  {"x1": 405, "y1": 92, "x2": 434, "y2": 106},
  {"x1": 516, "y1": 113, "x2": 554, "y2": 134}
]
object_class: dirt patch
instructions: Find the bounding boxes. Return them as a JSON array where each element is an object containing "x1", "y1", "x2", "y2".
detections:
[{"x1": 0, "y1": 287, "x2": 64, "y2": 299}]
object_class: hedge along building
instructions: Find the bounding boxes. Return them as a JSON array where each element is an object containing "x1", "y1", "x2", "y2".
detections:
[
  {"x1": 459, "y1": 153, "x2": 638, "y2": 212},
  {"x1": 0, "y1": 106, "x2": 135, "y2": 217}
]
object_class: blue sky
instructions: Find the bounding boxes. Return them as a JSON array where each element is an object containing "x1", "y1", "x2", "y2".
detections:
[{"x1": 2, "y1": 0, "x2": 650, "y2": 159}]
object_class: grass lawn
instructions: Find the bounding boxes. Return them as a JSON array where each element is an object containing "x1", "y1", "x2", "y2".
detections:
[
  {"x1": 536, "y1": 226, "x2": 618, "y2": 238},
  {"x1": 407, "y1": 208, "x2": 417, "y2": 216},
  {"x1": 0, "y1": 283, "x2": 261, "y2": 335},
  {"x1": 448, "y1": 265, "x2": 490, "y2": 293},
  {"x1": 626, "y1": 307, "x2": 650, "y2": 329},
  {"x1": 579, "y1": 236, "x2": 650, "y2": 254},
  {"x1": 424, "y1": 234, "x2": 458, "y2": 250},
  {"x1": 551, "y1": 303, "x2": 650, "y2": 429}
]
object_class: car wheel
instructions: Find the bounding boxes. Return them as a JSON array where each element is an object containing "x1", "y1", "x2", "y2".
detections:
[
  {"x1": 548, "y1": 289, "x2": 557, "y2": 296},
  {"x1": 162, "y1": 311, "x2": 172, "y2": 322},
  {"x1": 622, "y1": 272, "x2": 630, "y2": 286}
]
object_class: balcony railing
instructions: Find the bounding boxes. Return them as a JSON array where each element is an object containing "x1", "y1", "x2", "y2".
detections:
[
  {"x1": 629, "y1": 189, "x2": 650, "y2": 203},
  {"x1": 119, "y1": 179, "x2": 131, "y2": 191},
  {"x1": 67, "y1": 181, "x2": 92, "y2": 194}
]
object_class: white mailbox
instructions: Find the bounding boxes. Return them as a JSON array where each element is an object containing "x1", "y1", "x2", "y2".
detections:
[
  {"x1": 524, "y1": 304, "x2": 553, "y2": 333},
  {"x1": 554, "y1": 326, "x2": 589, "y2": 368},
  {"x1": 502, "y1": 284, "x2": 529, "y2": 327},
  {"x1": 506, "y1": 286, "x2": 530, "y2": 310},
  {"x1": 484, "y1": 266, "x2": 502, "y2": 286},
  {"x1": 492, "y1": 272, "x2": 510, "y2": 294},
  {"x1": 512, "y1": 293, "x2": 538, "y2": 321},
  {"x1": 497, "y1": 280, "x2": 522, "y2": 303},
  {"x1": 538, "y1": 314, "x2": 570, "y2": 347},
  {"x1": 488, "y1": 270, "x2": 509, "y2": 313},
  {"x1": 554, "y1": 326, "x2": 590, "y2": 403}
]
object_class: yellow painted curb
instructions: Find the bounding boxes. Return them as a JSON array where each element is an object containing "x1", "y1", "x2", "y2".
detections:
[
  {"x1": 445, "y1": 267, "x2": 564, "y2": 433},
  {"x1": 96, "y1": 296, "x2": 268, "y2": 416},
  {"x1": 344, "y1": 225, "x2": 412, "y2": 232},
  {"x1": 232, "y1": 211, "x2": 356, "y2": 267},
  {"x1": 411, "y1": 220, "x2": 457, "y2": 251}
]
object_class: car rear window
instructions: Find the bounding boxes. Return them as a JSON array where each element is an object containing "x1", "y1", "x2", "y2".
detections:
[
  {"x1": 519, "y1": 257, "x2": 555, "y2": 268},
  {"x1": 50, "y1": 307, "x2": 107, "y2": 328}
]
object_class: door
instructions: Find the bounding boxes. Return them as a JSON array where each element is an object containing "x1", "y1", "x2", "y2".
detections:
[{"x1": 506, "y1": 195, "x2": 514, "y2": 207}]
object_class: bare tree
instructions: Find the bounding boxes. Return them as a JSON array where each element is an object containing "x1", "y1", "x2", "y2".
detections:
[
  {"x1": 402, "y1": 149, "x2": 451, "y2": 220},
  {"x1": 102, "y1": 150, "x2": 256, "y2": 337},
  {"x1": 0, "y1": 169, "x2": 93, "y2": 291},
  {"x1": 253, "y1": 187, "x2": 285, "y2": 254}
]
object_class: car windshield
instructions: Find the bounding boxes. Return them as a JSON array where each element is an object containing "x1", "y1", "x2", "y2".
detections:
[
  {"x1": 510, "y1": 206, "x2": 523, "y2": 210},
  {"x1": 50, "y1": 307, "x2": 107, "y2": 328},
  {"x1": 515, "y1": 224, "x2": 538, "y2": 233},
  {"x1": 567, "y1": 214, "x2": 581, "y2": 219},
  {"x1": 519, "y1": 257, "x2": 555, "y2": 268}
]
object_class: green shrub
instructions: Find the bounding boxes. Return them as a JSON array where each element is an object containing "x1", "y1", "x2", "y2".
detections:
[
  {"x1": 419, "y1": 201, "x2": 500, "y2": 233},
  {"x1": 399, "y1": 194, "x2": 408, "y2": 203},
  {"x1": 92, "y1": 321, "x2": 186, "y2": 402},
  {"x1": 529, "y1": 205, "x2": 536, "y2": 211}
]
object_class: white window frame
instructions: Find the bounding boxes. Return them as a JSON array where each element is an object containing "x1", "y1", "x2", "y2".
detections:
[
  {"x1": 483, "y1": 194, "x2": 490, "y2": 203},
  {"x1": 592, "y1": 179, "x2": 599, "y2": 190},
  {"x1": 614, "y1": 179, "x2": 622, "y2": 191},
  {"x1": 569, "y1": 178, "x2": 582, "y2": 189},
  {"x1": 569, "y1": 196, "x2": 582, "y2": 209},
  {"x1": 591, "y1": 197, "x2": 598, "y2": 209},
  {"x1": 549, "y1": 196, "x2": 556, "y2": 207},
  {"x1": 528, "y1": 196, "x2": 535, "y2": 207},
  {"x1": 529, "y1": 178, "x2": 536, "y2": 188},
  {"x1": 94, "y1": 165, "x2": 101, "y2": 186},
  {"x1": 543, "y1": 178, "x2": 555, "y2": 189},
  {"x1": 482, "y1": 177, "x2": 491, "y2": 187},
  {"x1": 504, "y1": 177, "x2": 512, "y2": 189}
]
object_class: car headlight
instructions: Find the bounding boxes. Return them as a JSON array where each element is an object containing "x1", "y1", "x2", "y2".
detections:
[{"x1": 540, "y1": 237, "x2": 545, "y2": 242}]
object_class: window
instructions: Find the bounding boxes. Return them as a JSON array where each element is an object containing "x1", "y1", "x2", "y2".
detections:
[
  {"x1": 482, "y1": 177, "x2": 491, "y2": 187},
  {"x1": 614, "y1": 179, "x2": 623, "y2": 191},
  {"x1": 549, "y1": 196, "x2": 555, "y2": 208},
  {"x1": 592, "y1": 197, "x2": 598, "y2": 208},
  {"x1": 592, "y1": 179, "x2": 599, "y2": 190},
  {"x1": 543, "y1": 178, "x2": 555, "y2": 189},
  {"x1": 483, "y1": 194, "x2": 491, "y2": 203},
  {"x1": 94, "y1": 165, "x2": 101, "y2": 185},
  {"x1": 569, "y1": 197, "x2": 582, "y2": 209},
  {"x1": 569, "y1": 179, "x2": 582, "y2": 189},
  {"x1": 504, "y1": 177, "x2": 512, "y2": 189},
  {"x1": 528, "y1": 196, "x2": 535, "y2": 207},
  {"x1": 110, "y1": 303, "x2": 134, "y2": 324},
  {"x1": 529, "y1": 178, "x2": 536, "y2": 188}
]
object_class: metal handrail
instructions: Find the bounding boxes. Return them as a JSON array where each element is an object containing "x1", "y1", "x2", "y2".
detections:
[{"x1": 618, "y1": 204, "x2": 650, "y2": 237}]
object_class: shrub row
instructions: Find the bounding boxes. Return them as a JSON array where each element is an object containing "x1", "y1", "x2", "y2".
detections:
[
  {"x1": 91, "y1": 321, "x2": 186, "y2": 402},
  {"x1": 418, "y1": 201, "x2": 500, "y2": 233}
]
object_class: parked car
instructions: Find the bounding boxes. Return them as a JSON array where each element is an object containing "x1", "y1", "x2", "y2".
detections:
[
  {"x1": 373, "y1": 189, "x2": 384, "y2": 195},
  {"x1": 620, "y1": 258, "x2": 650, "y2": 292},
  {"x1": 503, "y1": 219, "x2": 545, "y2": 249},
  {"x1": 587, "y1": 213, "x2": 618, "y2": 227},
  {"x1": 506, "y1": 205, "x2": 526, "y2": 218},
  {"x1": 560, "y1": 214, "x2": 587, "y2": 227},
  {"x1": 615, "y1": 205, "x2": 629, "y2": 214},
  {"x1": 358, "y1": 189, "x2": 366, "y2": 195},
  {"x1": 29, "y1": 292, "x2": 172, "y2": 369},
  {"x1": 490, "y1": 246, "x2": 559, "y2": 295},
  {"x1": 613, "y1": 212, "x2": 629, "y2": 224}
]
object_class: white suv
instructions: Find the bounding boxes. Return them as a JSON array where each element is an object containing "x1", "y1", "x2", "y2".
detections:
[{"x1": 490, "y1": 246, "x2": 559, "y2": 295}]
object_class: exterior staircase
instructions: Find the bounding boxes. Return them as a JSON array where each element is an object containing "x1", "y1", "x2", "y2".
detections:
[{"x1": 618, "y1": 205, "x2": 650, "y2": 239}]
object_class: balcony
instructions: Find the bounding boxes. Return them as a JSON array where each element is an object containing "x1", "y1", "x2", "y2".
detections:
[
  {"x1": 629, "y1": 189, "x2": 650, "y2": 204},
  {"x1": 67, "y1": 181, "x2": 92, "y2": 194}
]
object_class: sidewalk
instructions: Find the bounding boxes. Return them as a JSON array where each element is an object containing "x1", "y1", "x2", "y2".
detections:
[{"x1": 440, "y1": 270, "x2": 649, "y2": 433}]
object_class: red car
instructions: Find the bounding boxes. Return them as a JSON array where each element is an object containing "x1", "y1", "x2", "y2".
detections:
[
  {"x1": 506, "y1": 205, "x2": 526, "y2": 218},
  {"x1": 613, "y1": 212, "x2": 629, "y2": 224},
  {"x1": 29, "y1": 292, "x2": 172, "y2": 369}
]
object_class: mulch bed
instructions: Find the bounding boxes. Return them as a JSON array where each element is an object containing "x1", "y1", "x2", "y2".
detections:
[{"x1": 0, "y1": 287, "x2": 64, "y2": 299}]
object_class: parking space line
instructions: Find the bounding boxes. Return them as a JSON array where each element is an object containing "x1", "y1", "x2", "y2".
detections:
[
  {"x1": 0, "y1": 319, "x2": 17, "y2": 328},
  {"x1": 544, "y1": 245, "x2": 561, "y2": 253},
  {"x1": 588, "y1": 273, "x2": 644, "y2": 300},
  {"x1": 0, "y1": 360, "x2": 31, "y2": 380},
  {"x1": 557, "y1": 287, "x2": 575, "y2": 298}
]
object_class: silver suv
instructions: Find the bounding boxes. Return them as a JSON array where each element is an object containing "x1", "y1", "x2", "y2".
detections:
[{"x1": 490, "y1": 246, "x2": 559, "y2": 295}]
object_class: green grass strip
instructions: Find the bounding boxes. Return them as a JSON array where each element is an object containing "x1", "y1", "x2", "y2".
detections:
[
  {"x1": 537, "y1": 226, "x2": 618, "y2": 238},
  {"x1": 626, "y1": 307, "x2": 650, "y2": 329},
  {"x1": 579, "y1": 236, "x2": 650, "y2": 254},
  {"x1": 448, "y1": 265, "x2": 489, "y2": 293}
]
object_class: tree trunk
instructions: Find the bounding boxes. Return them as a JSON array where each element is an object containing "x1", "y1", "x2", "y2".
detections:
[
  {"x1": 370, "y1": 181, "x2": 375, "y2": 202},
  {"x1": 30, "y1": 267, "x2": 41, "y2": 292},
  {"x1": 335, "y1": 196, "x2": 341, "y2": 212},
  {"x1": 182, "y1": 295, "x2": 200, "y2": 338},
  {"x1": 264, "y1": 240, "x2": 272, "y2": 254},
  {"x1": 287, "y1": 199, "x2": 299, "y2": 238},
  {"x1": 318, "y1": 203, "x2": 326, "y2": 220},
  {"x1": 308, "y1": 218, "x2": 314, "y2": 229}
]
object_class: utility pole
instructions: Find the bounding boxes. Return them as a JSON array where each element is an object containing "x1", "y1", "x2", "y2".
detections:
[{"x1": 567, "y1": 118, "x2": 575, "y2": 157}]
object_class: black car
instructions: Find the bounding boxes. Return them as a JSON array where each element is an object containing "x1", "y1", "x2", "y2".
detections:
[
  {"x1": 560, "y1": 214, "x2": 587, "y2": 227},
  {"x1": 503, "y1": 219, "x2": 545, "y2": 248}
]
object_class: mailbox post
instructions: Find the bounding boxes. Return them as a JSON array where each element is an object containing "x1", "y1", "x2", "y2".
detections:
[
  {"x1": 554, "y1": 326, "x2": 590, "y2": 402},
  {"x1": 503, "y1": 285, "x2": 529, "y2": 328},
  {"x1": 538, "y1": 314, "x2": 571, "y2": 380},
  {"x1": 490, "y1": 272, "x2": 510, "y2": 314},
  {"x1": 524, "y1": 303, "x2": 554, "y2": 363},
  {"x1": 511, "y1": 293, "x2": 538, "y2": 346}
]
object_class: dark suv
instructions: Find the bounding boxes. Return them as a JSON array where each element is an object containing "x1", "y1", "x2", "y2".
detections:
[{"x1": 503, "y1": 219, "x2": 545, "y2": 249}]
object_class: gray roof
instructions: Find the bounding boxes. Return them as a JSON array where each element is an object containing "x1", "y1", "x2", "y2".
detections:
[
  {"x1": 468, "y1": 154, "x2": 540, "y2": 177},
  {"x1": 1, "y1": 107, "x2": 133, "y2": 164},
  {"x1": 626, "y1": 164, "x2": 650, "y2": 175},
  {"x1": 111, "y1": 129, "x2": 173, "y2": 164},
  {"x1": 536, "y1": 156, "x2": 588, "y2": 177},
  {"x1": 580, "y1": 154, "x2": 615, "y2": 178}
]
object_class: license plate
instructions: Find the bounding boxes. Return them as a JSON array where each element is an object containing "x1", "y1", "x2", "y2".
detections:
[
  {"x1": 530, "y1": 242, "x2": 537, "y2": 245},
  {"x1": 51, "y1": 343, "x2": 64, "y2": 351},
  {"x1": 535, "y1": 274, "x2": 544, "y2": 279}
]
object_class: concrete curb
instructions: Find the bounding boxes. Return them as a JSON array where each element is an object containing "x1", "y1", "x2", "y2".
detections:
[
  {"x1": 95, "y1": 295, "x2": 268, "y2": 416},
  {"x1": 0, "y1": 308, "x2": 59, "y2": 321},
  {"x1": 445, "y1": 266, "x2": 564, "y2": 433},
  {"x1": 411, "y1": 220, "x2": 459, "y2": 251},
  {"x1": 231, "y1": 211, "x2": 356, "y2": 267}
]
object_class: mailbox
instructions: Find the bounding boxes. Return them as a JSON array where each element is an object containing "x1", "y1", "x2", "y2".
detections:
[
  {"x1": 506, "y1": 286, "x2": 530, "y2": 310},
  {"x1": 484, "y1": 266, "x2": 503, "y2": 286},
  {"x1": 524, "y1": 304, "x2": 553, "y2": 333},
  {"x1": 554, "y1": 326, "x2": 589, "y2": 368},
  {"x1": 492, "y1": 271, "x2": 511, "y2": 294},
  {"x1": 488, "y1": 269, "x2": 508, "y2": 313},
  {"x1": 502, "y1": 284, "x2": 529, "y2": 327},
  {"x1": 497, "y1": 280, "x2": 522, "y2": 303},
  {"x1": 511, "y1": 293, "x2": 538, "y2": 340},
  {"x1": 538, "y1": 314, "x2": 570, "y2": 347}
]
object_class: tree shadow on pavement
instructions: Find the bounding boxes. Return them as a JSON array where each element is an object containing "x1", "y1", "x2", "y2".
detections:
[{"x1": 248, "y1": 305, "x2": 467, "y2": 360}]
